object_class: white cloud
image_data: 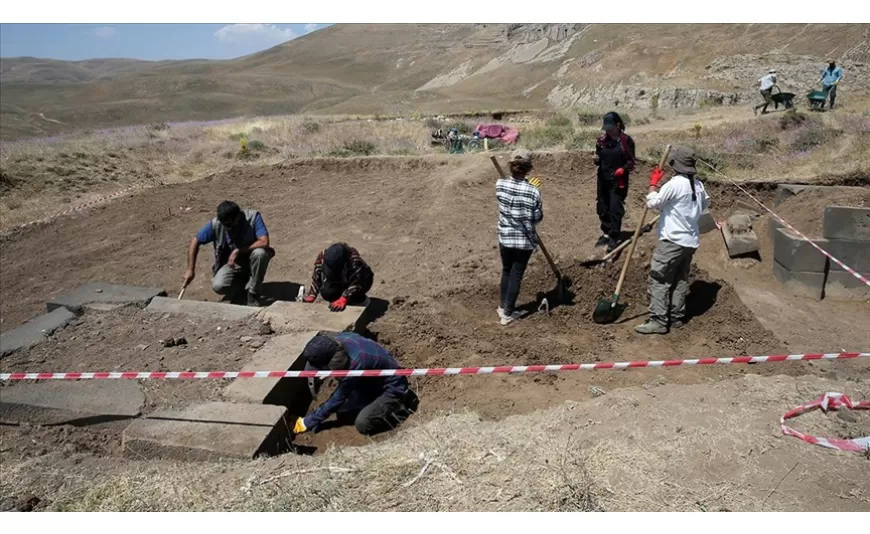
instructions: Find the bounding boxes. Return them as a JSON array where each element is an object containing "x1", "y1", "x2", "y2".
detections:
[
  {"x1": 93, "y1": 27, "x2": 118, "y2": 39},
  {"x1": 304, "y1": 23, "x2": 320, "y2": 34},
  {"x1": 214, "y1": 24, "x2": 297, "y2": 44}
]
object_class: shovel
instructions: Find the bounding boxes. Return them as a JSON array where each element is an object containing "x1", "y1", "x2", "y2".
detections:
[
  {"x1": 489, "y1": 156, "x2": 565, "y2": 302},
  {"x1": 592, "y1": 145, "x2": 671, "y2": 324}
]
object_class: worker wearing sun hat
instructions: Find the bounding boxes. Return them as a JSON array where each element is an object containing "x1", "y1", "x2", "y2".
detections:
[
  {"x1": 754, "y1": 69, "x2": 779, "y2": 115},
  {"x1": 292, "y1": 332, "x2": 419, "y2": 436}
]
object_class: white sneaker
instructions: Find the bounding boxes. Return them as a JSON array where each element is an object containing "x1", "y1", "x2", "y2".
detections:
[{"x1": 499, "y1": 311, "x2": 524, "y2": 326}]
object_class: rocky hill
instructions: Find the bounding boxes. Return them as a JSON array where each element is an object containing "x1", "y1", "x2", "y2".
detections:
[{"x1": 2, "y1": 24, "x2": 869, "y2": 139}]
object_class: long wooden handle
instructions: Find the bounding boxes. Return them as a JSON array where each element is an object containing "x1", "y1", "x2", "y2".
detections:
[
  {"x1": 489, "y1": 156, "x2": 561, "y2": 278},
  {"x1": 178, "y1": 287, "x2": 186, "y2": 300},
  {"x1": 600, "y1": 215, "x2": 661, "y2": 262},
  {"x1": 611, "y1": 145, "x2": 671, "y2": 299}
]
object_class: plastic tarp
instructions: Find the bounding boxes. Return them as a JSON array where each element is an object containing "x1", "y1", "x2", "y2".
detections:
[{"x1": 474, "y1": 123, "x2": 520, "y2": 145}]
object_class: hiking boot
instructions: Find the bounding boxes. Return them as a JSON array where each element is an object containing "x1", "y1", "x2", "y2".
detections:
[
  {"x1": 634, "y1": 320, "x2": 668, "y2": 335},
  {"x1": 595, "y1": 235, "x2": 610, "y2": 247},
  {"x1": 246, "y1": 292, "x2": 267, "y2": 307},
  {"x1": 606, "y1": 238, "x2": 622, "y2": 253}
]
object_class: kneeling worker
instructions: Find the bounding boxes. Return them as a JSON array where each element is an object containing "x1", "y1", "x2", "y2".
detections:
[
  {"x1": 293, "y1": 332, "x2": 419, "y2": 436},
  {"x1": 635, "y1": 146, "x2": 710, "y2": 335},
  {"x1": 302, "y1": 243, "x2": 374, "y2": 312},
  {"x1": 182, "y1": 200, "x2": 274, "y2": 306}
]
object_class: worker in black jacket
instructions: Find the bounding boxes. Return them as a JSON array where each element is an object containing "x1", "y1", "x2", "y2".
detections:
[{"x1": 593, "y1": 111, "x2": 636, "y2": 253}]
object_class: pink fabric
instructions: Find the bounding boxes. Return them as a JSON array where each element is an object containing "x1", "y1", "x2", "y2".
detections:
[{"x1": 474, "y1": 123, "x2": 520, "y2": 145}]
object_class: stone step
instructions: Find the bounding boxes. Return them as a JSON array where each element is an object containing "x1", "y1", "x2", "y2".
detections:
[
  {"x1": 0, "y1": 308, "x2": 75, "y2": 358},
  {"x1": 145, "y1": 297, "x2": 258, "y2": 321},
  {"x1": 122, "y1": 402, "x2": 291, "y2": 461},
  {"x1": 0, "y1": 380, "x2": 144, "y2": 425},
  {"x1": 47, "y1": 282, "x2": 166, "y2": 313},
  {"x1": 823, "y1": 206, "x2": 870, "y2": 241},
  {"x1": 257, "y1": 300, "x2": 371, "y2": 334},
  {"x1": 223, "y1": 332, "x2": 319, "y2": 415},
  {"x1": 773, "y1": 227, "x2": 828, "y2": 273}
]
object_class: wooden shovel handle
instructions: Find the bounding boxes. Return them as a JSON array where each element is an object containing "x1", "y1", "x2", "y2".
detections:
[{"x1": 611, "y1": 145, "x2": 672, "y2": 299}]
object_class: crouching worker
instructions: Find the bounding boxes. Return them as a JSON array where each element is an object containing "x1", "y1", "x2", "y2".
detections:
[
  {"x1": 635, "y1": 146, "x2": 710, "y2": 335},
  {"x1": 183, "y1": 201, "x2": 274, "y2": 306},
  {"x1": 293, "y1": 332, "x2": 419, "y2": 436},
  {"x1": 302, "y1": 243, "x2": 374, "y2": 312}
]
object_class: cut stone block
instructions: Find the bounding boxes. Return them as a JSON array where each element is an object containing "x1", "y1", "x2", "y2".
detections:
[
  {"x1": 145, "y1": 297, "x2": 258, "y2": 321},
  {"x1": 823, "y1": 206, "x2": 870, "y2": 241},
  {"x1": 122, "y1": 402, "x2": 291, "y2": 461},
  {"x1": 224, "y1": 332, "x2": 318, "y2": 411},
  {"x1": 824, "y1": 239, "x2": 870, "y2": 273},
  {"x1": 773, "y1": 228, "x2": 828, "y2": 273},
  {"x1": 47, "y1": 282, "x2": 166, "y2": 314},
  {"x1": 726, "y1": 213, "x2": 753, "y2": 234},
  {"x1": 0, "y1": 380, "x2": 144, "y2": 425},
  {"x1": 0, "y1": 308, "x2": 75, "y2": 358},
  {"x1": 698, "y1": 210, "x2": 717, "y2": 234},
  {"x1": 721, "y1": 225, "x2": 759, "y2": 258},
  {"x1": 824, "y1": 271, "x2": 870, "y2": 301},
  {"x1": 257, "y1": 300, "x2": 370, "y2": 334},
  {"x1": 773, "y1": 260, "x2": 826, "y2": 301}
]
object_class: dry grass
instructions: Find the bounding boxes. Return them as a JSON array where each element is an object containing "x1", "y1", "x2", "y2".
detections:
[{"x1": 2, "y1": 374, "x2": 868, "y2": 512}]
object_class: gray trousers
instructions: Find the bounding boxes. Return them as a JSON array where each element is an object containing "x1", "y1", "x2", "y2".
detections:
[
  {"x1": 339, "y1": 390, "x2": 419, "y2": 436},
  {"x1": 648, "y1": 240, "x2": 695, "y2": 326},
  {"x1": 212, "y1": 248, "x2": 271, "y2": 296}
]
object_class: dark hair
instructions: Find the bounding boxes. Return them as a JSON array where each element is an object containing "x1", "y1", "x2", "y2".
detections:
[
  {"x1": 604, "y1": 111, "x2": 626, "y2": 132},
  {"x1": 216, "y1": 201, "x2": 241, "y2": 224},
  {"x1": 509, "y1": 160, "x2": 532, "y2": 176}
]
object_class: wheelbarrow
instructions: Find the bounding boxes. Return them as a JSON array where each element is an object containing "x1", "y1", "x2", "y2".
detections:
[
  {"x1": 770, "y1": 91, "x2": 795, "y2": 110},
  {"x1": 807, "y1": 88, "x2": 830, "y2": 111}
]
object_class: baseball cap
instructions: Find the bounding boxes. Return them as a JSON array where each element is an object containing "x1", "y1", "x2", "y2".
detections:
[
  {"x1": 602, "y1": 111, "x2": 619, "y2": 130},
  {"x1": 302, "y1": 333, "x2": 339, "y2": 371},
  {"x1": 768, "y1": 69, "x2": 777, "y2": 74},
  {"x1": 322, "y1": 243, "x2": 345, "y2": 280},
  {"x1": 510, "y1": 149, "x2": 532, "y2": 164},
  {"x1": 668, "y1": 145, "x2": 698, "y2": 175}
]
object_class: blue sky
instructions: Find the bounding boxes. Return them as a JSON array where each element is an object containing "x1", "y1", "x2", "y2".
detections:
[{"x1": 0, "y1": 24, "x2": 332, "y2": 61}]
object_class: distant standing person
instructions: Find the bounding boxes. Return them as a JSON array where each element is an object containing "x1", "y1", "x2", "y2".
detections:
[
  {"x1": 593, "y1": 111, "x2": 636, "y2": 253},
  {"x1": 183, "y1": 201, "x2": 274, "y2": 306},
  {"x1": 496, "y1": 149, "x2": 543, "y2": 326},
  {"x1": 754, "y1": 69, "x2": 778, "y2": 116},
  {"x1": 302, "y1": 243, "x2": 374, "y2": 312},
  {"x1": 818, "y1": 60, "x2": 843, "y2": 109},
  {"x1": 635, "y1": 146, "x2": 711, "y2": 335}
]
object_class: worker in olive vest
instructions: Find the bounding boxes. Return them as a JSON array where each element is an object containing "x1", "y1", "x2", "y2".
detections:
[{"x1": 182, "y1": 200, "x2": 274, "y2": 306}]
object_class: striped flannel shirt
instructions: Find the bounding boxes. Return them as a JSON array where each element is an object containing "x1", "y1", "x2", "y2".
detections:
[
  {"x1": 496, "y1": 176, "x2": 544, "y2": 250},
  {"x1": 306, "y1": 246, "x2": 372, "y2": 300}
]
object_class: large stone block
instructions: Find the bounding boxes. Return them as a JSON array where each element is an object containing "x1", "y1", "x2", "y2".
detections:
[
  {"x1": 823, "y1": 239, "x2": 870, "y2": 273},
  {"x1": 0, "y1": 308, "x2": 75, "y2": 358},
  {"x1": 824, "y1": 271, "x2": 870, "y2": 302},
  {"x1": 145, "y1": 297, "x2": 258, "y2": 321},
  {"x1": 721, "y1": 224, "x2": 759, "y2": 258},
  {"x1": 773, "y1": 228, "x2": 828, "y2": 273},
  {"x1": 823, "y1": 206, "x2": 870, "y2": 241},
  {"x1": 223, "y1": 332, "x2": 318, "y2": 414},
  {"x1": 0, "y1": 380, "x2": 144, "y2": 425},
  {"x1": 47, "y1": 283, "x2": 166, "y2": 313},
  {"x1": 773, "y1": 260, "x2": 826, "y2": 301},
  {"x1": 122, "y1": 402, "x2": 291, "y2": 461},
  {"x1": 257, "y1": 300, "x2": 370, "y2": 334}
]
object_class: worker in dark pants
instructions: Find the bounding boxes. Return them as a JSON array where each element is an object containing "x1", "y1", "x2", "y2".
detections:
[
  {"x1": 818, "y1": 60, "x2": 843, "y2": 109},
  {"x1": 302, "y1": 243, "x2": 374, "y2": 312},
  {"x1": 593, "y1": 111, "x2": 636, "y2": 253},
  {"x1": 293, "y1": 332, "x2": 419, "y2": 436}
]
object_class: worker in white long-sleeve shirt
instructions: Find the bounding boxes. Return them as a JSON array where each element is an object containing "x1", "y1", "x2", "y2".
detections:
[
  {"x1": 635, "y1": 146, "x2": 711, "y2": 335},
  {"x1": 754, "y1": 69, "x2": 779, "y2": 116}
]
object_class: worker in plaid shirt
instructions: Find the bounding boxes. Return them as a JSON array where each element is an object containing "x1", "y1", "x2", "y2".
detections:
[
  {"x1": 496, "y1": 149, "x2": 543, "y2": 326},
  {"x1": 303, "y1": 242, "x2": 374, "y2": 312}
]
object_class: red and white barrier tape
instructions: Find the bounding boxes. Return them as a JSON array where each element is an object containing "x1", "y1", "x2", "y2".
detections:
[
  {"x1": 781, "y1": 392, "x2": 870, "y2": 453},
  {"x1": 699, "y1": 161, "x2": 870, "y2": 288},
  {"x1": 1, "y1": 352, "x2": 867, "y2": 381}
]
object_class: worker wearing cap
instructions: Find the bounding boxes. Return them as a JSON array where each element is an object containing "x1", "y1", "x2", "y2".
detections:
[
  {"x1": 496, "y1": 149, "x2": 543, "y2": 326},
  {"x1": 292, "y1": 332, "x2": 419, "y2": 436},
  {"x1": 593, "y1": 111, "x2": 636, "y2": 252},
  {"x1": 635, "y1": 146, "x2": 711, "y2": 335},
  {"x1": 302, "y1": 242, "x2": 374, "y2": 312},
  {"x1": 754, "y1": 69, "x2": 779, "y2": 116},
  {"x1": 818, "y1": 60, "x2": 843, "y2": 109}
]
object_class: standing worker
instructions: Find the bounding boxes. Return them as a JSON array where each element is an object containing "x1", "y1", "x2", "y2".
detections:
[
  {"x1": 292, "y1": 332, "x2": 419, "y2": 436},
  {"x1": 754, "y1": 69, "x2": 779, "y2": 116},
  {"x1": 182, "y1": 200, "x2": 274, "y2": 307},
  {"x1": 593, "y1": 111, "x2": 636, "y2": 253},
  {"x1": 496, "y1": 149, "x2": 543, "y2": 326},
  {"x1": 302, "y1": 242, "x2": 374, "y2": 312},
  {"x1": 635, "y1": 146, "x2": 711, "y2": 335},
  {"x1": 818, "y1": 60, "x2": 843, "y2": 109}
]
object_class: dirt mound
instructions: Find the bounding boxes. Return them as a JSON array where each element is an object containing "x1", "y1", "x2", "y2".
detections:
[{"x1": 773, "y1": 187, "x2": 870, "y2": 238}]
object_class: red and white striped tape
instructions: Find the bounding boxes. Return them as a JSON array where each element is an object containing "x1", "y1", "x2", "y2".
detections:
[
  {"x1": 781, "y1": 392, "x2": 870, "y2": 453},
  {"x1": 2, "y1": 352, "x2": 867, "y2": 381},
  {"x1": 700, "y1": 161, "x2": 870, "y2": 288}
]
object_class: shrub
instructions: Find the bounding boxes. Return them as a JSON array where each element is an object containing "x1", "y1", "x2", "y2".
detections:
[
  {"x1": 446, "y1": 121, "x2": 472, "y2": 135},
  {"x1": 247, "y1": 140, "x2": 267, "y2": 152},
  {"x1": 149, "y1": 122, "x2": 170, "y2": 132},
  {"x1": 343, "y1": 140, "x2": 377, "y2": 156},
  {"x1": 522, "y1": 124, "x2": 573, "y2": 150},
  {"x1": 566, "y1": 132, "x2": 595, "y2": 151},
  {"x1": 791, "y1": 126, "x2": 841, "y2": 152},
  {"x1": 650, "y1": 93, "x2": 660, "y2": 117},
  {"x1": 779, "y1": 110, "x2": 808, "y2": 130},
  {"x1": 546, "y1": 114, "x2": 572, "y2": 128},
  {"x1": 301, "y1": 120, "x2": 321, "y2": 134},
  {"x1": 754, "y1": 135, "x2": 780, "y2": 152},
  {"x1": 576, "y1": 111, "x2": 599, "y2": 126},
  {"x1": 228, "y1": 132, "x2": 246, "y2": 141}
]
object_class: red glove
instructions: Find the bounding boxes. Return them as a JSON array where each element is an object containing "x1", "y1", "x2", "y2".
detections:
[
  {"x1": 613, "y1": 168, "x2": 625, "y2": 178},
  {"x1": 329, "y1": 296, "x2": 348, "y2": 312},
  {"x1": 302, "y1": 295, "x2": 315, "y2": 303},
  {"x1": 649, "y1": 167, "x2": 665, "y2": 188}
]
